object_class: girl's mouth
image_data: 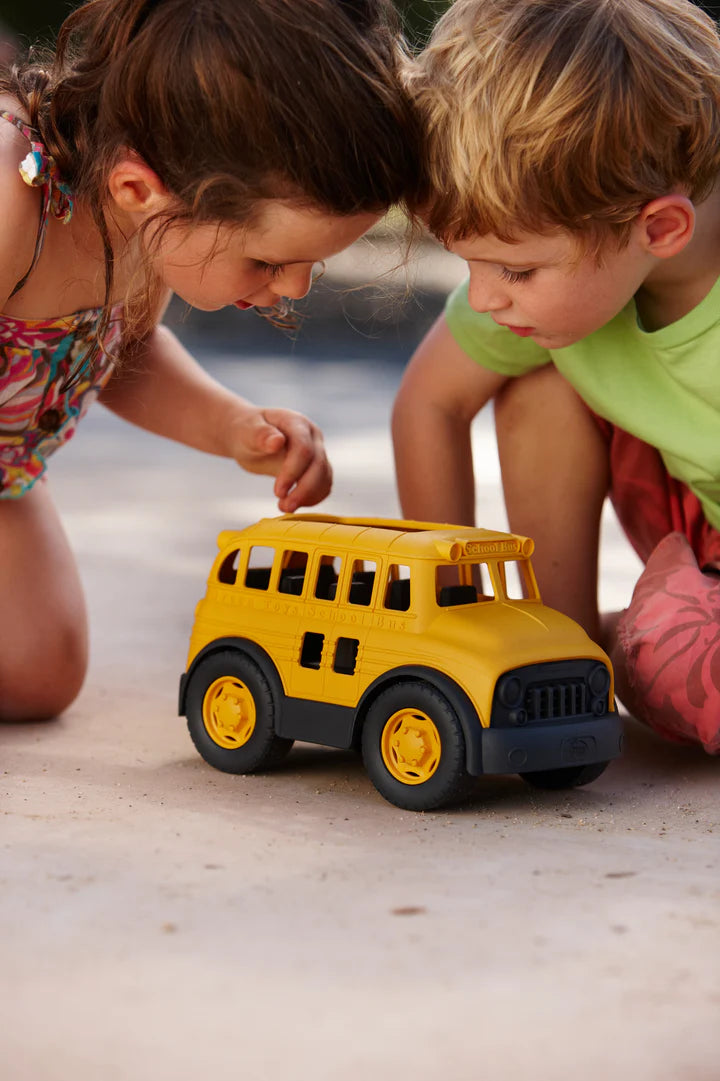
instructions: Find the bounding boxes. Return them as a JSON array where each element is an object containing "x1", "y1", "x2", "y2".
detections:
[{"x1": 234, "y1": 300, "x2": 254, "y2": 310}]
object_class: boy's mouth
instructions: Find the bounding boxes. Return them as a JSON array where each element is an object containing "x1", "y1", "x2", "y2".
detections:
[
  {"x1": 234, "y1": 300, "x2": 254, "y2": 310},
  {"x1": 501, "y1": 324, "x2": 534, "y2": 337}
]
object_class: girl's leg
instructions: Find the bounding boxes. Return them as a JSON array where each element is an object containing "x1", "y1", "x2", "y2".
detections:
[
  {"x1": 0, "y1": 482, "x2": 88, "y2": 721},
  {"x1": 494, "y1": 364, "x2": 610, "y2": 643}
]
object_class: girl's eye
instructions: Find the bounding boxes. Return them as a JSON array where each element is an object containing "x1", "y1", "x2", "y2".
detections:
[
  {"x1": 500, "y1": 267, "x2": 534, "y2": 284},
  {"x1": 256, "y1": 261, "x2": 285, "y2": 280}
]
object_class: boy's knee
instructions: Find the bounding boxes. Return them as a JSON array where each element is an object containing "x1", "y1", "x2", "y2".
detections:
[
  {"x1": 495, "y1": 365, "x2": 575, "y2": 428},
  {"x1": 0, "y1": 622, "x2": 87, "y2": 722},
  {"x1": 617, "y1": 532, "x2": 720, "y2": 754}
]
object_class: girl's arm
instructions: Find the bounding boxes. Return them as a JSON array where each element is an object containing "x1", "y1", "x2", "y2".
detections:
[
  {"x1": 392, "y1": 313, "x2": 508, "y2": 526},
  {"x1": 99, "y1": 323, "x2": 331, "y2": 512}
]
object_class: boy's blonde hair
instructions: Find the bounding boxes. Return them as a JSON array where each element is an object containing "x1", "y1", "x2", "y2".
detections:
[{"x1": 409, "y1": 0, "x2": 720, "y2": 246}]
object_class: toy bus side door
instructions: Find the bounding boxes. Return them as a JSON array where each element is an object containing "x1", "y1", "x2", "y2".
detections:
[{"x1": 286, "y1": 549, "x2": 376, "y2": 707}]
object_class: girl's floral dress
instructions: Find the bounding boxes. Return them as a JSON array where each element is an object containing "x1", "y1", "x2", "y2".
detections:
[{"x1": 0, "y1": 110, "x2": 121, "y2": 497}]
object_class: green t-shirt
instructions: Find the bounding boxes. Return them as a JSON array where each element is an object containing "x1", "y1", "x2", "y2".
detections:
[{"x1": 445, "y1": 275, "x2": 720, "y2": 531}]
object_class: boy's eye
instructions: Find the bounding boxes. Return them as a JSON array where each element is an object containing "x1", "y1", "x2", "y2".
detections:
[
  {"x1": 500, "y1": 267, "x2": 534, "y2": 284},
  {"x1": 256, "y1": 261, "x2": 285, "y2": 279}
]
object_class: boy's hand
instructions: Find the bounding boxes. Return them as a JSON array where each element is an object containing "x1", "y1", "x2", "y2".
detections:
[{"x1": 227, "y1": 406, "x2": 332, "y2": 513}]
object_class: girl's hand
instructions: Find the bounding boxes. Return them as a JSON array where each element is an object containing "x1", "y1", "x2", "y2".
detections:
[
  {"x1": 228, "y1": 406, "x2": 332, "y2": 513},
  {"x1": 98, "y1": 326, "x2": 332, "y2": 511}
]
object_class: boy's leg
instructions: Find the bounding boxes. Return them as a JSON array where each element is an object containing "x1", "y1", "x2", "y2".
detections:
[
  {"x1": 494, "y1": 364, "x2": 609, "y2": 643},
  {"x1": 0, "y1": 482, "x2": 88, "y2": 721},
  {"x1": 602, "y1": 431, "x2": 720, "y2": 753}
]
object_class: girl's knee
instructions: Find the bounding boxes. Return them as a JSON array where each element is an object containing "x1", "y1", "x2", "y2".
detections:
[
  {"x1": 0, "y1": 621, "x2": 87, "y2": 722},
  {"x1": 0, "y1": 484, "x2": 88, "y2": 721}
]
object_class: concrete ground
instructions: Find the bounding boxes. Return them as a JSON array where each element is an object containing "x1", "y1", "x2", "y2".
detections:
[{"x1": 3, "y1": 240, "x2": 719, "y2": 1081}]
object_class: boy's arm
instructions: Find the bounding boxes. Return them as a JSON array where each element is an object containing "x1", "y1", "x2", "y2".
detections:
[
  {"x1": 99, "y1": 323, "x2": 331, "y2": 512},
  {"x1": 392, "y1": 313, "x2": 508, "y2": 526}
]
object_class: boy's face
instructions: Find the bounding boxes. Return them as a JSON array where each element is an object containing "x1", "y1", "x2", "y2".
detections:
[{"x1": 449, "y1": 228, "x2": 655, "y2": 349}]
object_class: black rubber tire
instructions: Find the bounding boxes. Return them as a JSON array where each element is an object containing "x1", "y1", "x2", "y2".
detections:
[
  {"x1": 520, "y1": 760, "x2": 609, "y2": 790},
  {"x1": 186, "y1": 650, "x2": 292, "y2": 773},
  {"x1": 361, "y1": 680, "x2": 474, "y2": 811}
]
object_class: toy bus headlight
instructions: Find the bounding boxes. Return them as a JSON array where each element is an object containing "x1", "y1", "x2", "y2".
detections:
[
  {"x1": 588, "y1": 664, "x2": 610, "y2": 697},
  {"x1": 588, "y1": 664, "x2": 610, "y2": 715},
  {"x1": 497, "y1": 675, "x2": 523, "y2": 709},
  {"x1": 588, "y1": 664, "x2": 610, "y2": 696}
]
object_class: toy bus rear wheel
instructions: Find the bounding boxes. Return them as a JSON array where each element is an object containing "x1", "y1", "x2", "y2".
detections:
[
  {"x1": 520, "y1": 760, "x2": 609, "y2": 790},
  {"x1": 361, "y1": 680, "x2": 474, "y2": 811},
  {"x1": 185, "y1": 650, "x2": 292, "y2": 773}
]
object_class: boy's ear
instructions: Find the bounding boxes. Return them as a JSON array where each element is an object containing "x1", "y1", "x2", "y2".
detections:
[
  {"x1": 637, "y1": 195, "x2": 695, "y2": 259},
  {"x1": 107, "y1": 153, "x2": 171, "y2": 216}
]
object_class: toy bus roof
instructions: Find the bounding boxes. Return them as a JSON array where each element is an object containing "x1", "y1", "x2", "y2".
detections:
[{"x1": 216, "y1": 514, "x2": 534, "y2": 561}]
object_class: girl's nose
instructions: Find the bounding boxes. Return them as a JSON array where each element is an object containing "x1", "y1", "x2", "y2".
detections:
[{"x1": 276, "y1": 263, "x2": 314, "y2": 301}]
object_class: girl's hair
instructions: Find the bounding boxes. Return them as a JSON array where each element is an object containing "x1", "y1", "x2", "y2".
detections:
[
  {"x1": 407, "y1": 0, "x2": 720, "y2": 251},
  {"x1": 2, "y1": 0, "x2": 421, "y2": 344}
]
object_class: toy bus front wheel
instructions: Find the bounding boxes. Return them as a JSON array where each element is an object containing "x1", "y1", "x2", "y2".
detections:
[
  {"x1": 185, "y1": 650, "x2": 292, "y2": 773},
  {"x1": 361, "y1": 680, "x2": 475, "y2": 811}
]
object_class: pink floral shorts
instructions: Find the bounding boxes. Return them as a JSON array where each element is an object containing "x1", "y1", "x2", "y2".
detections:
[{"x1": 597, "y1": 421, "x2": 720, "y2": 754}]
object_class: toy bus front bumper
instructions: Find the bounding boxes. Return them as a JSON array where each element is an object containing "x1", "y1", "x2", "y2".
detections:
[{"x1": 472, "y1": 711, "x2": 623, "y2": 776}]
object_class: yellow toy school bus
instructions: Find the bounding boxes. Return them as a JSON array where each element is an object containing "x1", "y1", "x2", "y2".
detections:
[{"x1": 179, "y1": 515, "x2": 622, "y2": 810}]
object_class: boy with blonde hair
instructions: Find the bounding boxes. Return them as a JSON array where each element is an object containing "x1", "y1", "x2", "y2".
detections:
[{"x1": 394, "y1": 0, "x2": 720, "y2": 753}]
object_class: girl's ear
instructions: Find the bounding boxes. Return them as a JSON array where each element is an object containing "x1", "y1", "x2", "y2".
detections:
[
  {"x1": 108, "y1": 154, "x2": 170, "y2": 216},
  {"x1": 638, "y1": 194, "x2": 695, "y2": 260}
]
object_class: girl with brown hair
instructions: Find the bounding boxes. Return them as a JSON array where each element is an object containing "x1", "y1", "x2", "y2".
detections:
[{"x1": 0, "y1": 0, "x2": 420, "y2": 720}]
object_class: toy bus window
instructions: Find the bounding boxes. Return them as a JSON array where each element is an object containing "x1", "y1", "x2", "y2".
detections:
[
  {"x1": 469, "y1": 562, "x2": 495, "y2": 601},
  {"x1": 244, "y1": 546, "x2": 275, "y2": 590},
  {"x1": 384, "y1": 564, "x2": 411, "y2": 611},
  {"x1": 333, "y1": 637, "x2": 359, "y2": 675},
  {"x1": 348, "y1": 559, "x2": 376, "y2": 606},
  {"x1": 314, "y1": 556, "x2": 342, "y2": 600},
  {"x1": 300, "y1": 631, "x2": 324, "y2": 669},
  {"x1": 217, "y1": 549, "x2": 240, "y2": 585},
  {"x1": 278, "y1": 549, "x2": 308, "y2": 596},
  {"x1": 496, "y1": 559, "x2": 538, "y2": 601},
  {"x1": 436, "y1": 562, "x2": 493, "y2": 606}
]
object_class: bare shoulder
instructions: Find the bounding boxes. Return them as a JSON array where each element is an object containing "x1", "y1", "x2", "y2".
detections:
[{"x1": 0, "y1": 101, "x2": 41, "y2": 308}]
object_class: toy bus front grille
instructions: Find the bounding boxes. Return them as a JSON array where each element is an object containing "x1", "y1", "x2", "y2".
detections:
[
  {"x1": 525, "y1": 679, "x2": 587, "y2": 721},
  {"x1": 491, "y1": 660, "x2": 606, "y2": 727}
]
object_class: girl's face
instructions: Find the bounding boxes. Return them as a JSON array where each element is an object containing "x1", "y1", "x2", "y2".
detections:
[
  {"x1": 151, "y1": 202, "x2": 380, "y2": 312},
  {"x1": 449, "y1": 228, "x2": 656, "y2": 349}
]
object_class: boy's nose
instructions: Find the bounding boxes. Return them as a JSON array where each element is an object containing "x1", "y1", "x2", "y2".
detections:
[{"x1": 468, "y1": 271, "x2": 508, "y2": 314}]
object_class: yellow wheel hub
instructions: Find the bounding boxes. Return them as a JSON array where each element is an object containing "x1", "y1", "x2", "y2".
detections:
[
  {"x1": 202, "y1": 676, "x2": 256, "y2": 749},
  {"x1": 380, "y1": 708, "x2": 441, "y2": 785}
]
